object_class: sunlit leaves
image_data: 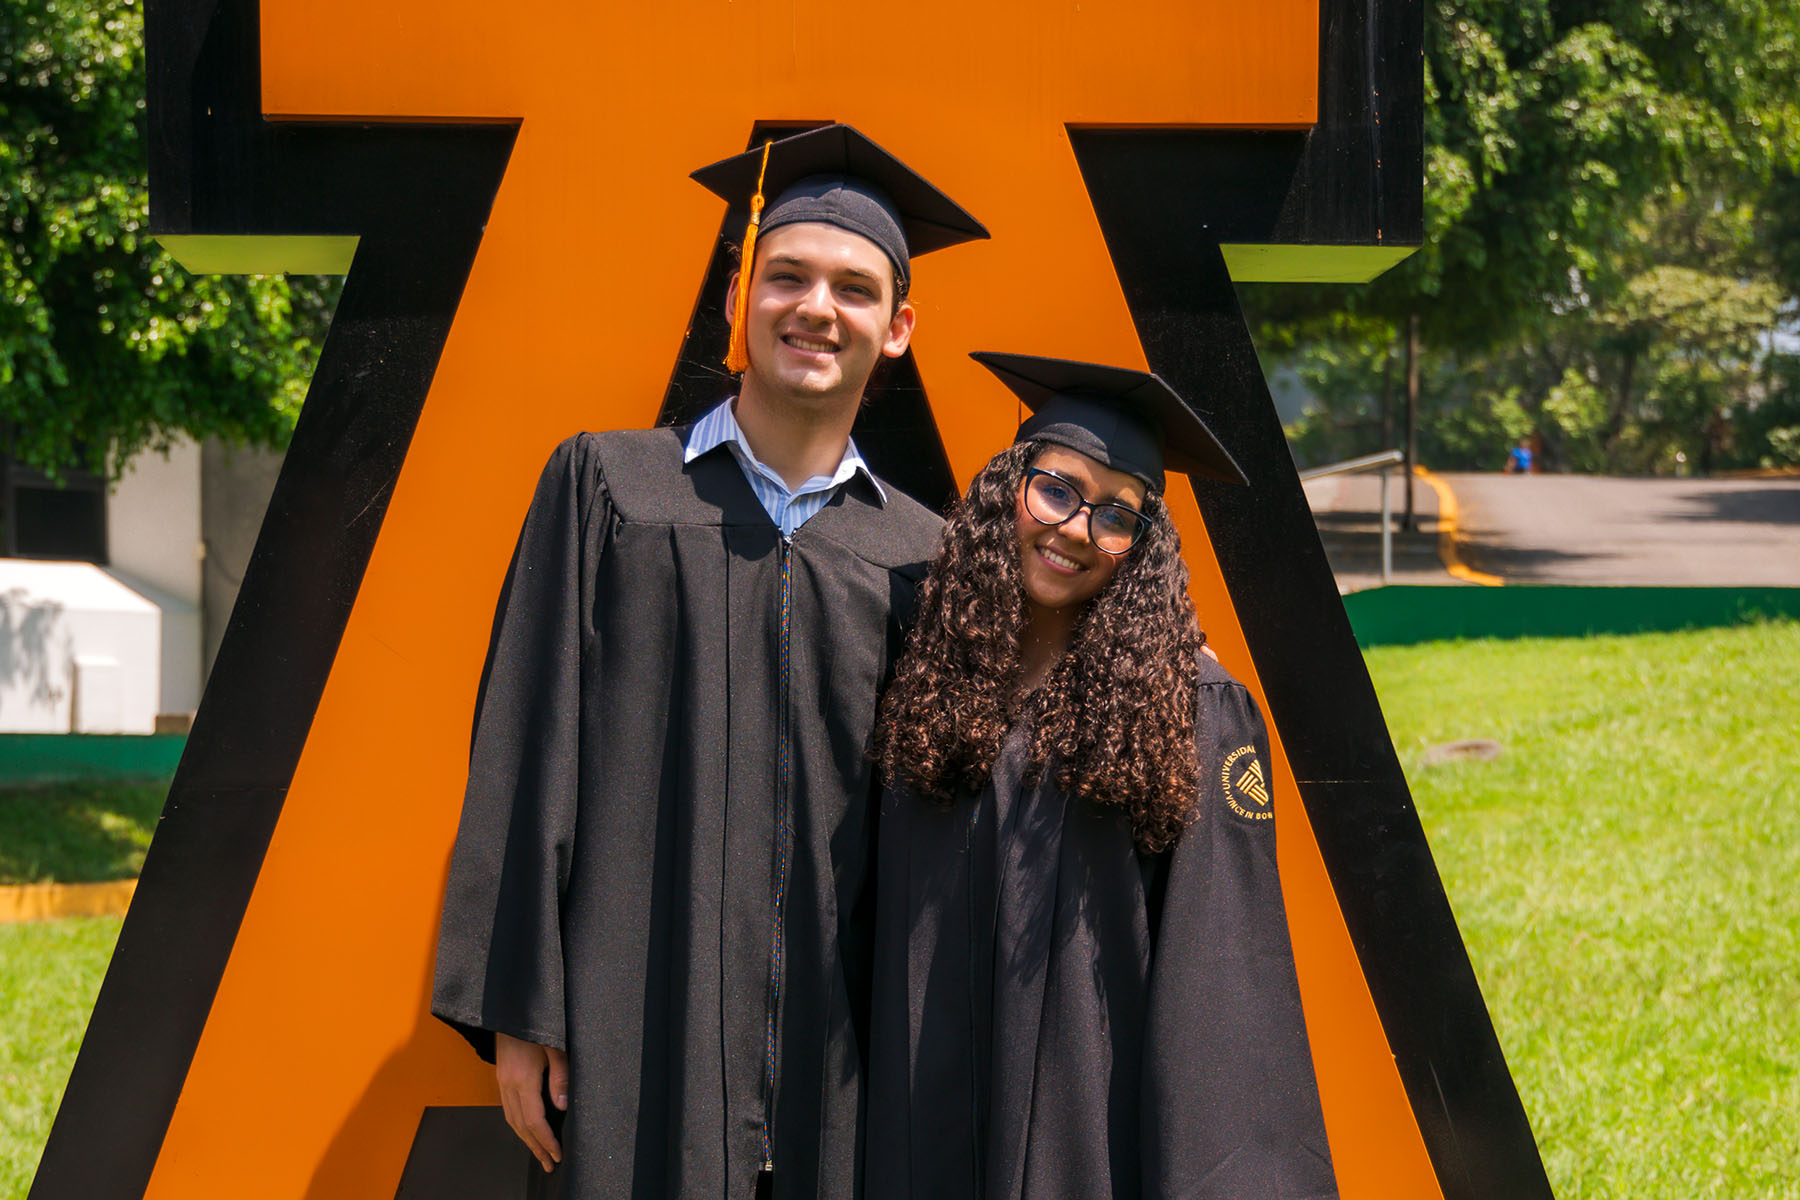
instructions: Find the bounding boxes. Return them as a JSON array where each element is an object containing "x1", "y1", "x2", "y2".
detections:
[
  {"x1": 1247, "y1": 0, "x2": 1800, "y2": 475},
  {"x1": 0, "y1": 0, "x2": 338, "y2": 476}
]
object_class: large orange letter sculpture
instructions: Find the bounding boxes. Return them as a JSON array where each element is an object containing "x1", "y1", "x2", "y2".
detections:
[{"x1": 31, "y1": 1, "x2": 1556, "y2": 1197}]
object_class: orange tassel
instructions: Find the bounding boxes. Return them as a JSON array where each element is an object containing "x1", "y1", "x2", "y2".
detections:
[{"x1": 724, "y1": 140, "x2": 773, "y2": 375}]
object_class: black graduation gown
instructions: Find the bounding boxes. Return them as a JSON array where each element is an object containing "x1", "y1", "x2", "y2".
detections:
[
  {"x1": 865, "y1": 657, "x2": 1338, "y2": 1200},
  {"x1": 432, "y1": 428, "x2": 943, "y2": 1199}
]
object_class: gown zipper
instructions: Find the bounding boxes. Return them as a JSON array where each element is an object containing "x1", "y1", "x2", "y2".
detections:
[{"x1": 759, "y1": 534, "x2": 795, "y2": 1193}]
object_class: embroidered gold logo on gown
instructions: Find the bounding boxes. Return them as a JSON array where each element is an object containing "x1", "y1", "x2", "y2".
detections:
[{"x1": 1220, "y1": 745, "x2": 1273, "y2": 822}]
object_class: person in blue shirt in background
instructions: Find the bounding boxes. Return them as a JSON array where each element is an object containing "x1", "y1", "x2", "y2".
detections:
[{"x1": 1506, "y1": 436, "x2": 1535, "y2": 474}]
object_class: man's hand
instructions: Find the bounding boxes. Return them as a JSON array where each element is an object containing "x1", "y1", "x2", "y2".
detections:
[{"x1": 495, "y1": 1031, "x2": 568, "y2": 1173}]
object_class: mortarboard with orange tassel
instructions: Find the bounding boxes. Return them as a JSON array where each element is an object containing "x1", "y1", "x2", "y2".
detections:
[{"x1": 692, "y1": 124, "x2": 990, "y2": 375}]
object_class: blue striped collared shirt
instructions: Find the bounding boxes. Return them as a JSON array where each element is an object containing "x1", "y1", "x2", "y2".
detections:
[{"x1": 683, "y1": 399, "x2": 886, "y2": 539}]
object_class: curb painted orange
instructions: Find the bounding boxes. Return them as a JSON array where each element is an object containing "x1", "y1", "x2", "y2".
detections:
[
  {"x1": 1717, "y1": 465, "x2": 1800, "y2": 479},
  {"x1": 1416, "y1": 465, "x2": 1505, "y2": 587},
  {"x1": 0, "y1": 879, "x2": 135, "y2": 923}
]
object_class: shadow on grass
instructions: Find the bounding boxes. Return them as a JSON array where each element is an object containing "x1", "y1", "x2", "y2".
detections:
[{"x1": 0, "y1": 779, "x2": 172, "y2": 884}]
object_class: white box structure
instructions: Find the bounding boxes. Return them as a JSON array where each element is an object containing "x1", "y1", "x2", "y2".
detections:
[{"x1": 0, "y1": 560, "x2": 162, "y2": 733}]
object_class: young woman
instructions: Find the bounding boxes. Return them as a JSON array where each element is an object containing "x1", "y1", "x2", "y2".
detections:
[{"x1": 864, "y1": 354, "x2": 1338, "y2": 1200}]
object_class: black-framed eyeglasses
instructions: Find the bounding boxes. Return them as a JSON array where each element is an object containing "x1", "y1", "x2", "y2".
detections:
[{"x1": 1021, "y1": 468, "x2": 1149, "y2": 555}]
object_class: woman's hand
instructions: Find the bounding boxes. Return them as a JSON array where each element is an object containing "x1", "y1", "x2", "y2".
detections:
[{"x1": 495, "y1": 1031, "x2": 569, "y2": 1173}]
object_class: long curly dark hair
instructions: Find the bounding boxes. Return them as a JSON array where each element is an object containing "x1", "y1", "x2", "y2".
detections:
[{"x1": 873, "y1": 442, "x2": 1209, "y2": 853}]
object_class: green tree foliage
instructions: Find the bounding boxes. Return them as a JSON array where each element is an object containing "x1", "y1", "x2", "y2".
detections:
[
  {"x1": 0, "y1": 0, "x2": 337, "y2": 476},
  {"x1": 1249, "y1": 0, "x2": 1800, "y2": 474}
]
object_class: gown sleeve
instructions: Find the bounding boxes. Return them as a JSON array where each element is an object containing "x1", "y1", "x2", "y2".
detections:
[
  {"x1": 430, "y1": 434, "x2": 606, "y2": 1061},
  {"x1": 1141, "y1": 677, "x2": 1339, "y2": 1199}
]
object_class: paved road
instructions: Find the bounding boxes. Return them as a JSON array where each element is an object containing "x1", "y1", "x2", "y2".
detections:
[
  {"x1": 1301, "y1": 471, "x2": 1456, "y2": 592},
  {"x1": 1444, "y1": 473, "x2": 1800, "y2": 586}
]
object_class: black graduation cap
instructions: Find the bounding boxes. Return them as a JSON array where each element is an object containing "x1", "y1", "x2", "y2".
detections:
[
  {"x1": 970, "y1": 352, "x2": 1249, "y2": 492},
  {"x1": 691, "y1": 124, "x2": 989, "y2": 289},
  {"x1": 694, "y1": 125, "x2": 987, "y2": 373}
]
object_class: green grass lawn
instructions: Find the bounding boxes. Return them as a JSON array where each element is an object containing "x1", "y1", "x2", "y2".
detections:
[
  {"x1": 1, "y1": 622, "x2": 1796, "y2": 1195},
  {"x1": 1366, "y1": 619, "x2": 1800, "y2": 1199},
  {"x1": 0, "y1": 780, "x2": 168, "y2": 885},
  {"x1": 0, "y1": 916, "x2": 122, "y2": 1198},
  {"x1": 0, "y1": 778, "x2": 167, "y2": 1196}
]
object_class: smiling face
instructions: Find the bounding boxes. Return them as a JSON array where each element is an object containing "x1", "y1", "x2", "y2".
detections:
[
  {"x1": 726, "y1": 221, "x2": 915, "y2": 419},
  {"x1": 1015, "y1": 444, "x2": 1149, "y2": 618}
]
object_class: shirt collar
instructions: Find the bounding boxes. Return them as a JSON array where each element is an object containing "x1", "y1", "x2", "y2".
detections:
[{"x1": 683, "y1": 398, "x2": 886, "y2": 505}]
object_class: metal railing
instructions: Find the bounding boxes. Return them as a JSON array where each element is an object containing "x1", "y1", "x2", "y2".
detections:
[{"x1": 1299, "y1": 448, "x2": 1405, "y2": 584}]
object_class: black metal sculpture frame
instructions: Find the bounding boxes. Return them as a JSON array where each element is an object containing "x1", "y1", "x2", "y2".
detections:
[{"x1": 31, "y1": 0, "x2": 1555, "y2": 1195}]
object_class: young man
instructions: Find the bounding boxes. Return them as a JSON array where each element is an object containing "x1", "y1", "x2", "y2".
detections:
[{"x1": 431, "y1": 125, "x2": 986, "y2": 1198}]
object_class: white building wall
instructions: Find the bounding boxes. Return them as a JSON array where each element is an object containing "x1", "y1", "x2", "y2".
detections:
[{"x1": 106, "y1": 438, "x2": 204, "y2": 716}]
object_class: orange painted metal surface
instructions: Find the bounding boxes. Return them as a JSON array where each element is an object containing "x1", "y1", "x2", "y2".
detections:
[
  {"x1": 259, "y1": 1, "x2": 1318, "y2": 128},
  {"x1": 143, "y1": 2, "x2": 1439, "y2": 1196}
]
